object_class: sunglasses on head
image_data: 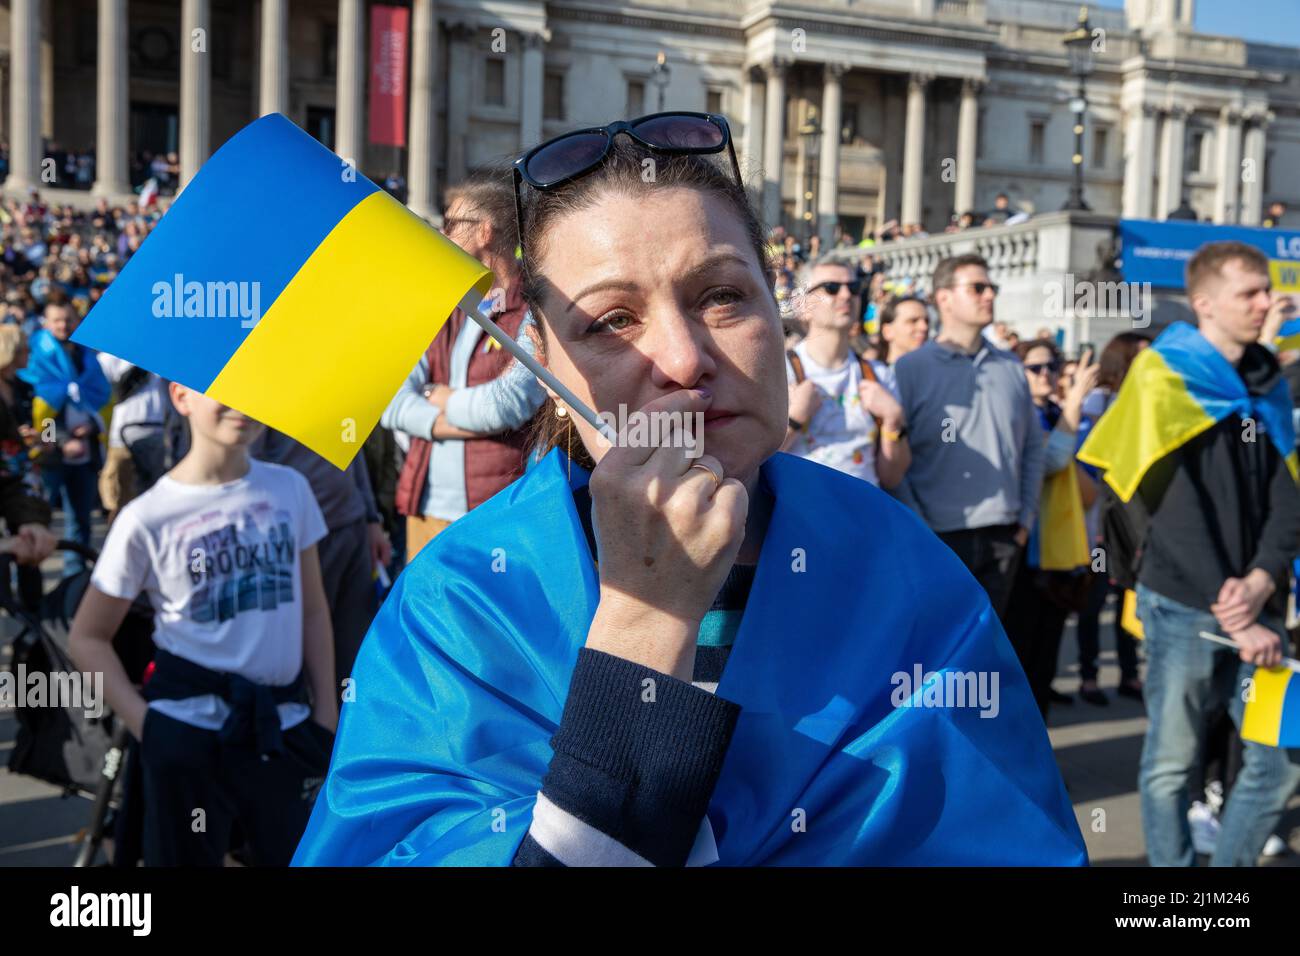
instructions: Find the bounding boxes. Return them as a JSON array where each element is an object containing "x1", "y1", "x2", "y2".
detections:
[
  {"x1": 512, "y1": 111, "x2": 741, "y2": 261},
  {"x1": 1024, "y1": 361, "x2": 1061, "y2": 375},
  {"x1": 808, "y1": 279, "x2": 863, "y2": 297}
]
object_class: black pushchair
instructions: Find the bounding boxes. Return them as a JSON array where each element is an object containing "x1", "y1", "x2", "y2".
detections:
[{"x1": 2, "y1": 541, "x2": 155, "y2": 866}]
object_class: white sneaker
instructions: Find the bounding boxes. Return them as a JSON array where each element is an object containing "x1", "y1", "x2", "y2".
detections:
[
  {"x1": 1188, "y1": 801, "x2": 1220, "y2": 856},
  {"x1": 1262, "y1": 834, "x2": 1289, "y2": 858}
]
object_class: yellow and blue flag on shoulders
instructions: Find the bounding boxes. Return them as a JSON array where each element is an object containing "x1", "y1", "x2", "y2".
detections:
[
  {"x1": 71, "y1": 113, "x2": 493, "y2": 469},
  {"x1": 1242, "y1": 662, "x2": 1300, "y2": 747},
  {"x1": 293, "y1": 449, "x2": 1088, "y2": 865},
  {"x1": 1078, "y1": 320, "x2": 1298, "y2": 502}
]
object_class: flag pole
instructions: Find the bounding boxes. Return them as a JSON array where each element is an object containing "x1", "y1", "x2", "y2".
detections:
[
  {"x1": 1197, "y1": 631, "x2": 1300, "y2": 672},
  {"x1": 458, "y1": 289, "x2": 618, "y2": 444}
]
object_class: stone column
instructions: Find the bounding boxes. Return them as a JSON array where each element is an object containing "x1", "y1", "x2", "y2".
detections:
[
  {"x1": 900, "y1": 72, "x2": 931, "y2": 228},
  {"x1": 817, "y1": 63, "x2": 847, "y2": 246},
  {"x1": 955, "y1": 77, "x2": 982, "y2": 216},
  {"x1": 445, "y1": 23, "x2": 474, "y2": 185},
  {"x1": 8, "y1": 0, "x2": 40, "y2": 193},
  {"x1": 742, "y1": 65, "x2": 765, "y2": 191},
  {"x1": 1214, "y1": 105, "x2": 1242, "y2": 224},
  {"x1": 1240, "y1": 110, "x2": 1271, "y2": 226},
  {"x1": 407, "y1": 0, "x2": 439, "y2": 221},
  {"x1": 1156, "y1": 104, "x2": 1188, "y2": 219},
  {"x1": 179, "y1": 0, "x2": 211, "y2": 190},
  {"x1": 519, "y1": 32, "x2": 544, "y2": 149},
  {"x1": 1121, "y1": 103, "x2": 1157, "y2": 218},
  {"x1": 761, "y1": 58, "x2": 788, "y2": 229},
  {"x1": 259, "y1": 0, "x2": 289, "y2": 117},
  {"x1": 335, "y1": 0, "x2": 365, "y2": 165},
  {"x1": 93, "y1": 0, "x2": 130, "y2": 196},
  {"x1": 39, "y1": 0, "x2": 51, "y2": 140}
]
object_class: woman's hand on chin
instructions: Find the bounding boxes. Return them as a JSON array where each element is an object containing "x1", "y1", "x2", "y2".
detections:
[{"x1": 584, "y1": 388, "x2": 748, "y2": 682}]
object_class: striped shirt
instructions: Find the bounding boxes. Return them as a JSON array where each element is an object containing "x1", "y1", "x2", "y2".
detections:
[{"x1": 510, "y1": 485, "x2": 753, "y2": 866}]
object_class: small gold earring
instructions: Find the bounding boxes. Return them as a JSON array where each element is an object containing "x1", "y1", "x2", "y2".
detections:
[{"x1": 555, "y1": 404, "x2": 568, "y2": 419}]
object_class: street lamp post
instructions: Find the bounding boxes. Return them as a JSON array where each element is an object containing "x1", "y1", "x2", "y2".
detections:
[
  {"x1": 651, "y1": 51, "x2": 671, "y2": 111},
  {"x1": 799, "y1": 107, "x2": 820, "y2": 247},
  {"x1": 1062, "y1": 6, "x2": 1094, "y2": 212}
]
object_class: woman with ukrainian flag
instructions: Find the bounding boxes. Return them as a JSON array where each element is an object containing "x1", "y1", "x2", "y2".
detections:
[
  {"x1": 1005, "y1": 338, "x2": 1099, "y2": 719},
  {"x1": 292, "y1": 112, "x2": 1087, "y2": 867}
]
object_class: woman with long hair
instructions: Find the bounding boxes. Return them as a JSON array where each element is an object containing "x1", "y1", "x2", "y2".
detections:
[
  {"x1": 1074, "y1": 331, "x2": 1151, "y2": 705},
  {"x1": 1005, "y1": 338, "x2": 1100, "y2": 717}
]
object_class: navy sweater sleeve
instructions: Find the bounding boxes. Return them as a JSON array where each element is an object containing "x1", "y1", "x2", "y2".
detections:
[{"x1": 512, "y1": 647, "x2": 740, "y2": 867}]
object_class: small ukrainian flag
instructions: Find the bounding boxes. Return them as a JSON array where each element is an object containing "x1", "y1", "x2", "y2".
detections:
[
  {"x1": 1242, "y1": 663, "x2": 1300, "y2": 748},
  {"x1": 72, "y1": 113, "x2": 492, "y2": 469},
  {"x1": 1275, "y1": 316, "x2": 1300, "y2": 353}
]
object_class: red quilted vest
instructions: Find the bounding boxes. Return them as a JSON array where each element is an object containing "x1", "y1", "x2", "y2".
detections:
[{"x1": 394, "y1": 282, "x2": 531, "y2": 516}]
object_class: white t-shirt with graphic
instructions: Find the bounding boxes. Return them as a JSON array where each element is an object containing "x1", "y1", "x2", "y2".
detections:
[
  {"x1": 785, "y1": 342, "x2": 895, "y2": 486},
  {"x1": 91, "y1": 459, "x2": 328, "y2": 731}
]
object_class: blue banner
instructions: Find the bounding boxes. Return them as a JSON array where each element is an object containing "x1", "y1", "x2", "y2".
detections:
[{"x1": 1118, "y1": 219, "x2": 1300, "y2": 291}]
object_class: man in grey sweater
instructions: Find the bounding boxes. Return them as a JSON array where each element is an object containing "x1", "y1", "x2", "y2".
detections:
[{"x1": 893, "y1": 254, "x2": 1046, "y2": 618}]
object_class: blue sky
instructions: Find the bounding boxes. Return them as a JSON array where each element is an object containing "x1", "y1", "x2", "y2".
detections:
[{"x1": 1091, "y1": 0, "x2": 1300, "y2": 46}]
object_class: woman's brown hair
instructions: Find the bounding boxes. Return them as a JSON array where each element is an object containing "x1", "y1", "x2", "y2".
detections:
[
  {"x1": 1097, "y1": 331, "x2": 1152, "y2": 392},
  {"x1": 1014, "y1": 337, "x2": 1062, "y2": 364},
  {"x1": 517, "y1": 137, "x2": 773, "y2": 470}
]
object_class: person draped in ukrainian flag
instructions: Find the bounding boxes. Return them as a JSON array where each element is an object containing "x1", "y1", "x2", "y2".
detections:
[
  {"x1": 293, "y1": 116, "x2": 1085, "y2": 868},
  {"x1": 1004, "y1": 338, "x2": 1099, "y2": 719},
  {"x1": 20, "y1": 298, "x2": 110, "y2": 578},
  {"x1": 1078, "y1": 240, "x2": 1300, "y2": 867}
]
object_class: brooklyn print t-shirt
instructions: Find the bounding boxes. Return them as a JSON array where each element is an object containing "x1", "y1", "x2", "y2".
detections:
[{"x1": 92, "y1": 459, "x2": 328, "y2": 731}]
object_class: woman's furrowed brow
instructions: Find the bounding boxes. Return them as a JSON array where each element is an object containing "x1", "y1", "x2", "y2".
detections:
[
  {"x1": 564, "y1": 278, "x2": 640, "y2": 314},
  {"x1": 677, "y1": 252, "x2": 753, "y2": 288},
  {"x1": 563, "y1": 251, "x2": 754, "y2": 315}
]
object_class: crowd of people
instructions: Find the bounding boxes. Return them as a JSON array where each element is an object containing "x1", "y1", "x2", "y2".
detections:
[{"x1": 0, "y1": 112, "x2": 1291, "y2": 867}]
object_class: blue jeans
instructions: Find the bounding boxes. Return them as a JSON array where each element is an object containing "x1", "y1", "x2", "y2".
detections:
[
  {"x1": 1137, "y1": 584, "x2": 1300, "y2": 866},
  {"x1": 42, "y1": 460, "x2": 98, "y2": 578}
]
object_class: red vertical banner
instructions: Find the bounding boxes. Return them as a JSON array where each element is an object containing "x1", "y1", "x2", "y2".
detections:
[{"x1": 369, "y1": 5, "x2": 409, "y2": 147}]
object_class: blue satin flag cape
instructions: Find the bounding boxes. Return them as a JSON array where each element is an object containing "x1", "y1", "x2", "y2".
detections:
[
  {"x1": 19, "y1": 328, "x2": 111, "y2": 414},
  {"x1": 293, "y1": 448, "x2": 1087, "y2": 865}
]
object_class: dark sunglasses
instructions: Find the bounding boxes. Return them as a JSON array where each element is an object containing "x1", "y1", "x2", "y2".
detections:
[
  {"x1": 945, "y1": 280, "x2": 1000, "y2": 297},
  {"x1": 512, "y1": 111, "x2": 741, "y2": 261},
  {"x1": 1024, "y1": 361, "x2": 1061, "y2": 375},
  {"x1": 809, "y1": 279, "x2": 863, "y2": 298}
]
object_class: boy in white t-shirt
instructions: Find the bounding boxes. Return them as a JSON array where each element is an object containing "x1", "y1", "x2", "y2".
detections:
[{"x1": 70, "y1": 383, "x2": 337, "y2": 866}]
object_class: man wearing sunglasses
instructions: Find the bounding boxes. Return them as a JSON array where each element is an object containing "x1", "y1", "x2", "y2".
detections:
[
  {"x1": 382, "y1": 170, "x2": 546, "y2": 563},
  {"x1": 893, "y1": 253, "x2": 1046, "y2": 621},
  {"x1": 782, "y1": 259, "x2": 910, "y2": 489}
]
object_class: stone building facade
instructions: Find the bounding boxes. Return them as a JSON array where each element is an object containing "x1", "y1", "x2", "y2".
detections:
[{"x1": 3, "y1": 0, "x2": 1297, "y2": 238}]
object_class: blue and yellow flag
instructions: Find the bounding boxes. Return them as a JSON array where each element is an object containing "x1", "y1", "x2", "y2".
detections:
[
  {"x1": 1275, "y1": 316, "x2": 1300, "y2": 352},
  {"x1": 71, "y1": 113, "x2": 492, "y2": 468},
  {"x1": 293, "y1": 448, "x2": 1087, "y2": 866},
  {"x1": 1242, "y1": 664, "x2": 1300, "y2": 748},
  {"x1": 1029, "y1": 461, "x2": 1090, "y2": 571},
  {"x1": 1078, "y1": 321, "x2": 1298, "y2": 502}
]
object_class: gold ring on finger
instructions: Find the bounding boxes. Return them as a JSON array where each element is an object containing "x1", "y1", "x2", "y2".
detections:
[{"x1": 688, "y1": 461, "x2": 722, "y2": 489}]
